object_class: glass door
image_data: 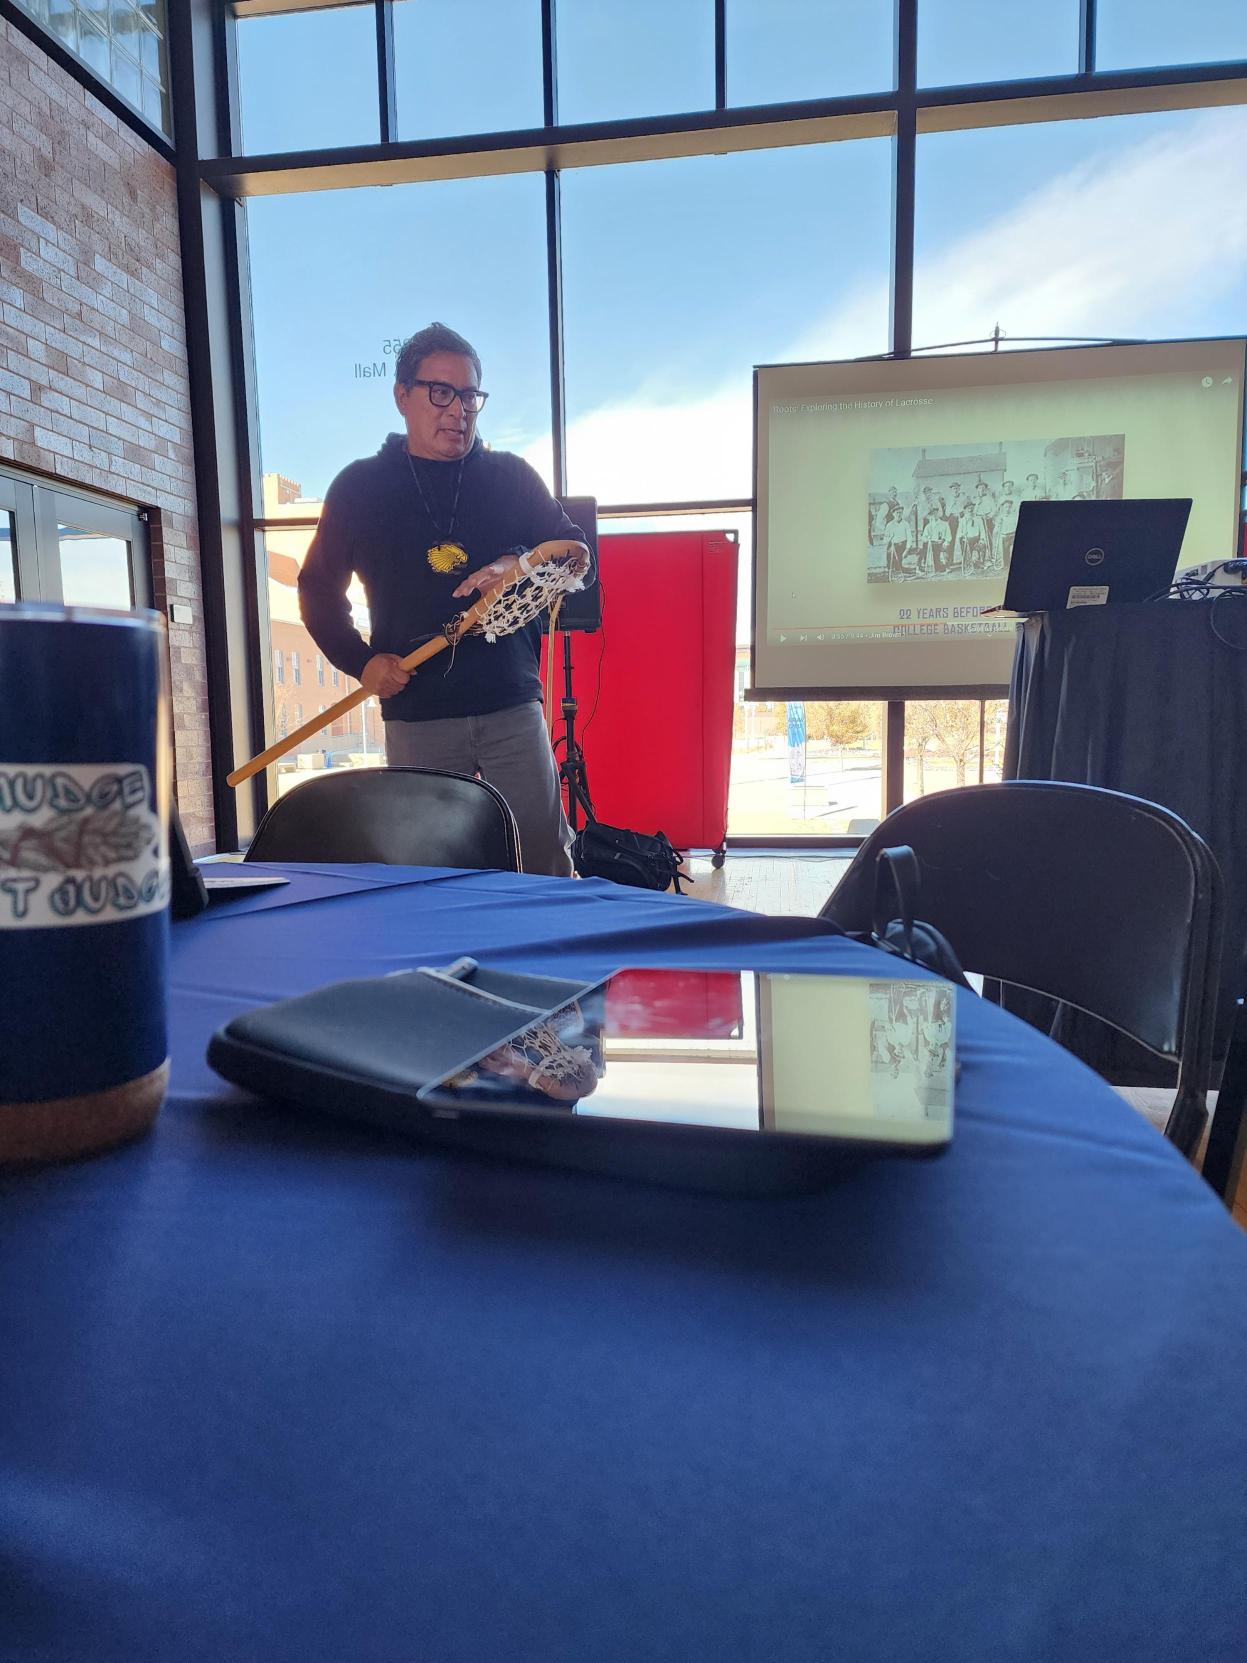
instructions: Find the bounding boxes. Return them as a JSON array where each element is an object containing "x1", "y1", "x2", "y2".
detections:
[{"x1": 35, "y1": 485, "x2": 149, "y2": 607}]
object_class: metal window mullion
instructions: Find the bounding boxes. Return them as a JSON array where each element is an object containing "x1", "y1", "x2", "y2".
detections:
[
  {"x1": 223, "y1": 194, "x2": 274, "y2": 816},
  {"x1": 890, "y1": 0, "x2": 917, "y2": 361},
  {"x1": 376, "y1": 0, "x2": 397, "y2": 143},
  {"x1": 885, "y1": 700, "x2": 905, "y2": 814},
  {"x1": 1079, "y1": 0, "x2": 1097, "y2": 76},
  {"x1": 541, "y1": 0, "x2": 557, "y2": 127},
  {"x1": 545, "y1": 169, "x2": 568, "y2": 497},
  {"x1": 216, "y1": 0, "x2": 244, "y2": 156},
  {"x1": 541, "y1": 2, "x2": 565, "y2": 494},
  {"x1": 715, "y1": 0, "x2": 726, "y2": 110},
  {"x1": 885, "y1": 0, "x2": 919, "y2": 819},
  {"x1": 202, "y1": 59, "x2": 1247, "y2": 193},
  {"x1": 30, "y1": 485, "x2": 65, "y2": 605},
  {"x1": 7, "y1": 479, "x2": 42, "y2": 603}
]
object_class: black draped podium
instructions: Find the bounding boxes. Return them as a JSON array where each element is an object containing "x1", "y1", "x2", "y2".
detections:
[{"x1": 1004, "y1": 598, "x2": 1247, "y2": 1085}]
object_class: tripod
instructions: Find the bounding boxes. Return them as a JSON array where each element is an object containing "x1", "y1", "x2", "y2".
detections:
[{"x1": 554, "y1": 629, "x2": 594, "y2": 831}]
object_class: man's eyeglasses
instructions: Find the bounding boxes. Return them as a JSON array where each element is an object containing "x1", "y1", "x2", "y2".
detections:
[{"x1": 410, "y1": 379, "x2": 489, "y2": 413}]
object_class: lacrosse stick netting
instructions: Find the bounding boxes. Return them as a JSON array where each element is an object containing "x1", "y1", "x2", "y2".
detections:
[{"x1": 449, "y1": 543, "x2": 591, "y2": 647}]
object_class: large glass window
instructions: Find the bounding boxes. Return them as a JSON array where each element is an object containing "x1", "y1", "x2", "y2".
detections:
[
  {"x1": 555, "y1": 0, "x2": 714, "y2": 127},
  {"x1": 727, "y1": 0, "x2": 894, "y2": 106},
  {"x1": 918, "y1": 0, "x2": 1081, "y2": 87},
  {"x1": 394, "y1": 0, "x2": 543, "y2": 141},
  {"x1": 903, "y1": 698, "x2": 1008, "y2": 801},
  {"x1": 247, "y1": 169, "x2": 552, "y2": 785},
  {"x1": 247, "y1": 174, "x2": 552, "y2": 500},
  {"x1": 561, "y1": 139, "x2": 892, "y2": 503},
  {"x1": 260, "y1": 505, "x2": 383, "y2": 795},
  {"x1": 1096, "y1": 1, "x2": 1247, "y2": 71},
  {"x1": 735, "y1": 696, "x2": 885, "y2": 837},
  {"x1": 237, "y1": 4, "x2": 380, "y2": 154},
  {"x1": 914, "y1": 107, "x2": 1247, "y2": 351},
  {"x1": 16, "y1": 0, "x2": 169, "y2": 132},
  {"x1": 226, "y1": 2, "x2": 1247, "y2": 848}
]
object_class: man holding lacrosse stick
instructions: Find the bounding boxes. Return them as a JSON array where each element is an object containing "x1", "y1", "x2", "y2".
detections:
[{"x1": 298, "y1": 323, "x2": 589, "y2": 876}]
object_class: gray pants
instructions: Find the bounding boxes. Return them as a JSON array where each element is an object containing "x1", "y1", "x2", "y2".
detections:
[{"x1": 384, "y1": 701, "x2": 573, "y2": 877}]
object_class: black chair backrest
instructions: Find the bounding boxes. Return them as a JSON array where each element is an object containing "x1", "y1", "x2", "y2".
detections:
[
  {"x1": 820, "y1": 782, "x2": 1221, "y2": 1099},
  {"x1": 245, "y1": 767, "x2": 521, "y2": 872}
]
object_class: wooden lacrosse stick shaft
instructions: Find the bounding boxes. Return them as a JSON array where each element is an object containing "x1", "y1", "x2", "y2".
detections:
[{"x1": 226, "y1": 539, "x2": 586, "y2": 787}]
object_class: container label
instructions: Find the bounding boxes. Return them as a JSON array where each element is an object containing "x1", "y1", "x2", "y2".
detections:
[{"x1": 0, "y1": 764, "x2": 168, "y2": 929}]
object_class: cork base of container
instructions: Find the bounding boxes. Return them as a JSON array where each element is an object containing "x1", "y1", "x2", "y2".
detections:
[{"x1": 0, "y1": 1060, "x2": 170, "y2": 1165}]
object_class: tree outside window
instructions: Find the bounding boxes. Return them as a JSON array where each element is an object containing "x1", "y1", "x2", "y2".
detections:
[{"x1": 906, "y1": 702, "x2": 982, "y2": 796}]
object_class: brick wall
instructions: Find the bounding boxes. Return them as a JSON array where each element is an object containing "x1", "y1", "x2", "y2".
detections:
[{"x1": 0, "y1": 17, "x2": 214, "y2": 849}]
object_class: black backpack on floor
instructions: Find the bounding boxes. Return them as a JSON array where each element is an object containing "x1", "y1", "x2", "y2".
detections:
[{"x1": 572, "y1": 820, "x2": 689, "y2": 894}]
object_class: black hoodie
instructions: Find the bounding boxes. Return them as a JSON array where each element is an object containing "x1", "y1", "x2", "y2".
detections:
[{"x1": 297, "y1": 434, "x2": 584, "y2": 723}]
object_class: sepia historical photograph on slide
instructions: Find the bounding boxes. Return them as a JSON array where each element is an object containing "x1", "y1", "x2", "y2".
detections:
[
  {"x1": 868, "y1": 983, "x2": 953, "y2": 1119},
  {"x1": 865, "y1": 435, "x2": 1125, "y2": 584}
]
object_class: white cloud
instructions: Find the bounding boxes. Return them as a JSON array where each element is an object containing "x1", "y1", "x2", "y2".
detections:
[
  {"x1": 532, "y1": 107, "x2": 1247, "y2": 502},
  {"x1": 910, "y1": 107, "x2": 1247, "y2": 346}
]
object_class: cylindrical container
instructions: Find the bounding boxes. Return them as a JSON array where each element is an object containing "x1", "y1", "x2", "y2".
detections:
[{"x1": 0, "y1": 606, "x2": 171, "y2": 1162}]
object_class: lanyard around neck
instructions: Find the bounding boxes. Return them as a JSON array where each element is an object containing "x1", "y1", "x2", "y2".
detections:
[{"x1": 406, "y1": 451, "x2": 465, "y2": 542}]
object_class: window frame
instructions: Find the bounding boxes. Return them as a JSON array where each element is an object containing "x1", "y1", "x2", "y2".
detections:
[
  {"x1": 0, "y1": 464, "x2": 152, "y2": 611},
  {"x1": 2, "y1": 0, "x2": 174, "y2": 152}
]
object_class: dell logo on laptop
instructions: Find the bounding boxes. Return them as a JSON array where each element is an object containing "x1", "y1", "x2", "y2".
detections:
[{"x1": 1084, "y1": 547, "x2": 1106, "y2": 567}]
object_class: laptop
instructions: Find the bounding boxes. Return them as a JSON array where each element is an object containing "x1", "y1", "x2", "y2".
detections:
[{"x1": 985, "y1": 498, "x2": 1192, "y2": 616}]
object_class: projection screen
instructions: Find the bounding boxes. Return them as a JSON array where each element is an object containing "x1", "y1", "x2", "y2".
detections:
[{"x1": 753, "y1": 338, "x2": 1247, "y2": 696}]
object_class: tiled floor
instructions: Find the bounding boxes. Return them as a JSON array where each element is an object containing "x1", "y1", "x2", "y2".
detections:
[
  {"x1": 680, "y1": 849, "x2": 851, "y2": 919},
  {"x1": 685, "y1": 850, "x2": 1245, "y2": 1227}
]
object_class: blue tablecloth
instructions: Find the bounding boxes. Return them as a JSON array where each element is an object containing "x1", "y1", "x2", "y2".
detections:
[{"x1": 3, "y1": 866, "x2": 1247, "y2": 1663}]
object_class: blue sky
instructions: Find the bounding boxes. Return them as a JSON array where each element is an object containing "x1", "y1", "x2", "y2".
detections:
[{"x1": 239, "y1": 1, "x2": 1247, "y2": 502}]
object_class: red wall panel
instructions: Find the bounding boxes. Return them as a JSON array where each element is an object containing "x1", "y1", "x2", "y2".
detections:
[{"x1": 543, "y1": 531, "x2": 738, "y2": 852}]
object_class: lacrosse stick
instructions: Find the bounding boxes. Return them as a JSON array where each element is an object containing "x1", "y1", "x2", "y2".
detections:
[{"x1": 227, "y1": 538, "x2": 590, "y2": 787}]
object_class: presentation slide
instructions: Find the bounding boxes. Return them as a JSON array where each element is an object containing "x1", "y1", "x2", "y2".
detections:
[{"x1": 753, "y1": 339, "x2": 1247, "y2": 694}]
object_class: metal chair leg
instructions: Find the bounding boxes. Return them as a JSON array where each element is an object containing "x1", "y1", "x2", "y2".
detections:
[
  {"x1": 1165, "y1": 1089, "x2": 1209, "y2": 1160},
  {"x1": 1203, "y1": 999, "x2": 1247, "y2": 1205}
]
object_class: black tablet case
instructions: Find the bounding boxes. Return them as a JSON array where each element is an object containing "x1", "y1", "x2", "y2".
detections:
[
  {"x1": 207, "y1": 965, "x2": 944, "y2": 1193},
  {"x1": 207, "y1": 964, "x2": 590, "y2": 1139}
]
